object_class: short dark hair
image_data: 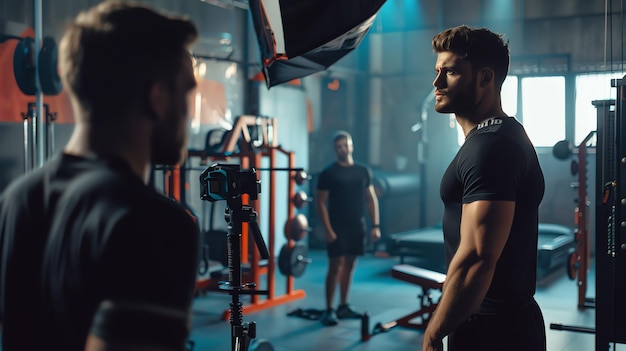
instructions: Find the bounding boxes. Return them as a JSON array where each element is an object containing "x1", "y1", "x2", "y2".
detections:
[
  {"x1": 333, "y1": 130, "x2": 352, "y2": 144},
  {"x1": 432, "y1": 25, "x2": 509, "y2": 90},
  {"x1": 59, "y1": 1, "x2": 198, "y2": 120}
]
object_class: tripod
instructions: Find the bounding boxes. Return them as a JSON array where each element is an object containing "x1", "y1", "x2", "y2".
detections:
[
  {"x1": 200, "y1": 164, "x2": 273, "y2": 351},
  {"x1": 223, "y1": 195, "x2": 271, "y2": 351}
]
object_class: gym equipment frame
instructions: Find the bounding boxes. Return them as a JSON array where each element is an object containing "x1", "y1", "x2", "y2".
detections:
[
  {"x1": 549, "y1": 131, "x2": 596, "y2": 335},
  {"x1": 20, "y1": 102, "x2": 57, "y2": 173},
  {"x1": 571, "y1": 130, "x2": 596, "y2": 309},
  {"x1": 551, "y1": 77, "x2": 626, "y2": 349},
  {"x1": 595, "y1": 78, "x2": 626, "y2": 349},
  {"x1": 188, "y1": 115, "x2": 306, "y2": 318},
  {"x1": 363, "y1": 264, "x2": 445, "y2": 340}
]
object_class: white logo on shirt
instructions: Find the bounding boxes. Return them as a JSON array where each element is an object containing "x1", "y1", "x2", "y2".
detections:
[{"x1": 477, "y1": 118, "x2": 503, "y2": 130}]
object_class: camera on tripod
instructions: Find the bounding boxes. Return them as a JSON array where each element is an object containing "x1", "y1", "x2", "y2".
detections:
[
  {"x1": 200, "y1": 164, "x2": 261, "y2": 203},
  {"x1": 198, "y1": 163, "x2": 269, "y2": 260},
  {"x1": 197, "y1": 163, "x2": 272, "y2": 351}
]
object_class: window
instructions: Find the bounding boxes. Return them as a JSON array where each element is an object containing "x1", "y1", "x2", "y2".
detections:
[
  {"x1": 521, "y1": 76, "x2": 565, "y2": 147},
  {"x1": 502, "y1": 76, "x2": 518, "y2": 117},
  {"x1": 575, "y1": 72, "x2": 624, "y2": 145}
]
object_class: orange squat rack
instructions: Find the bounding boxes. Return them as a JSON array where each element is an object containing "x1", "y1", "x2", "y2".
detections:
[
  {"x1": 186, "y1": 115, "x2": 307, "y2": 319},
  {"x1": 571, "y1": 132, "x2": 595, "y2": 310}
]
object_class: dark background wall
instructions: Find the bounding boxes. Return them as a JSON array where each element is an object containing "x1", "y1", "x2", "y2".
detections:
[{"x1": 0, "y1": 0, "x2": 622, "y2": 253}]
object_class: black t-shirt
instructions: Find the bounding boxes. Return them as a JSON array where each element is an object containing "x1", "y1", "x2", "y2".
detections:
[
  {"x1": 440, "y1": 117, "x2": 545, "y2": 305},
  {"x1": 317, "y1": 162, "x2": 372, "y2": 231},
  {"x1": 0, "y1": 154, "x2": 199, "y2": 351}
]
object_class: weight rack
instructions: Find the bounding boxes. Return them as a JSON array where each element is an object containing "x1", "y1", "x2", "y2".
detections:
[
  {"x1": 595, "y1": 77, "x2": 626, "y2": 349},
  {"x1": 185, "y1": 115, "x2": 307, "y2": 319}
]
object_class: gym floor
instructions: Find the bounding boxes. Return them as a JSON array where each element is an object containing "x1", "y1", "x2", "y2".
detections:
[{"x1": 188, "y1": 249, "x2": 608, "y2": 351}]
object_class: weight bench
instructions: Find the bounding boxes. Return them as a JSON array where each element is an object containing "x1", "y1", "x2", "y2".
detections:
[
  {"x1": 369, "y1": 264, "x2": 446, "y2": 337},
  {"x1": 386, "y1": 223, "x2": 575, "y2": 280}
]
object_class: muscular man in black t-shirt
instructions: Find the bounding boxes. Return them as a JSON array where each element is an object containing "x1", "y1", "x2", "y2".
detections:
[
  {"x1": 316, "y1": 131, "x2": 380, "y2": 326},
  {"x1": 423, "y1": 26, "x2": 546, "y2": 351},
  {"x1": 0, "y1": 3, "x2": 199, "y2": 350}
]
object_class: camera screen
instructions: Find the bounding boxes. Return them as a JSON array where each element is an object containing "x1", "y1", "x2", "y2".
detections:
[{"x1": 208, "y1": 178, "x2": 223, "y2": 194}]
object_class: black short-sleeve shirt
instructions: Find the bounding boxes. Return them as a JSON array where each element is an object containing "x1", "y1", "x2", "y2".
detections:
[
  {"x1": 440, "y1": 117, "x2": 545, "y2": 304},
  {"x1": 317, "y1": 162, "x2": 372, "y2": 231},
  {"x1": 0, "y1": 154, "x2": 199, "y2": 351}
]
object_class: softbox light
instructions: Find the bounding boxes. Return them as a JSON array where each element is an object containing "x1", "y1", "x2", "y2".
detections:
[{"x1": 248, "y1": 0, "x2": 386, "y2": 88}]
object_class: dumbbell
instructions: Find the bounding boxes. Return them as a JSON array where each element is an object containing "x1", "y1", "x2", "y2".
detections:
[
  {"x1": 292, "y1": 191, "x2": 313, "y2": 208},
  {"x1": 294, "y1": 170, "x2": 310, "y2": 185},
  {"x1": 284, "y1": 214, "x2": 310, "y2": 241}
]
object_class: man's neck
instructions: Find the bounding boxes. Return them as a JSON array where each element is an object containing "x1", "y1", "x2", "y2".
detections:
[
  {"x1": 337, "y1": 157, "x2": 354, "y2": 166},
  {"x1": 64, "y1": 120, "x2": 152, "y2": 182},
  {"x1": 456, "y1": 102, "x2": 506, "y2": 136}
]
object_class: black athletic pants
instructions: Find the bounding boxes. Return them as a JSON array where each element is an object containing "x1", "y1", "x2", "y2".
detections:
[{"x1": 448, "y1": 299, "x2": 546, "y2": 351}]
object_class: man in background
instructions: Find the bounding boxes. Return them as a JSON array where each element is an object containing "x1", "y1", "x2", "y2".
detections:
[
  {"x1": 423, "y1": 25, "x2": 546, "y2": 351},
  {"x1": 0, "y1": 2, "x2": 200, "y2": 350},
  {"x1": 316, "y1": 130, "x2": 381, "y2": 326}
]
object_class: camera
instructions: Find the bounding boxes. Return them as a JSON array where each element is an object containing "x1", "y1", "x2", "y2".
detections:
[{"x1": 200, "y1": 164, "x2": 260, "y2": 203}]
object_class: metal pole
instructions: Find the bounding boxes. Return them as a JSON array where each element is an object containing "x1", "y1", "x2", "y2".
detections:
[{"x1": 34, "y1": 0, "x2": 44, "y2": 167}]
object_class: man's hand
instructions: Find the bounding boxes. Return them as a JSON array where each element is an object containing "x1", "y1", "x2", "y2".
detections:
[
  {"x1": 370, "y1": 227, "x2": 381, "y2": 242},
  {"x1": 325, "y1": 229, "x2": 337, "y2": 243},
  {"x1": 422, "y1": 331, "x2": 443, "y2": 351}
]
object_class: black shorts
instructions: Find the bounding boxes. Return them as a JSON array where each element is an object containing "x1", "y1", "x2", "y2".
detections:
[
  {"x1": 448, "y1": 299, "x2": 546, "y2": 351},
  {"x1": 326, "y1": 227, "x2": 366, "y2": 257}
]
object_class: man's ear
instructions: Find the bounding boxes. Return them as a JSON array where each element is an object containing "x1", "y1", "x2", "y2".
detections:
[
  {"x1": 148, "y1": 81, "x2": 168, "y2": 121},
  {"x1": 478, "y1": 67, "x2": 495, "y2": 88}
]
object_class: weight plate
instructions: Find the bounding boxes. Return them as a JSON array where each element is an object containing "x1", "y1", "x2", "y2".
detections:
[
  {"x1": 567, "y1": 251, "x2": 577, "y2": 280},
  {"x1": 570, "y1": 160, "x2": 578, "y2": 176},
  {"x1": 38, "y1": 36, "x2": 63, "y2": 96},
  {"x1": 278, "y1": 243, "x2": 309, "y2": 277},
  {"x1": 13, "y1": 37, "x2": 36, "y2": 96}
]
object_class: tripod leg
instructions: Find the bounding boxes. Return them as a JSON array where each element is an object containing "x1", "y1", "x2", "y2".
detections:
[{"x1": 233, "y1": 335, "x2": 252, "y2": 351}]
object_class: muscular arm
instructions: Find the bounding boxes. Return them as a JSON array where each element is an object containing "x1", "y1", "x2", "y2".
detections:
[
  {"x1": 315, "y1": 189, "x2": 335, "y2": 242},
  {"x1": 365, "y1": 185, "x2": 381, "y2": 241},
  {"x1": 424, "y1": 200, "x2": 514, "y2": 348},
  {"x1": 364, "y1": 185, "x2": 379, "y2": 225}
]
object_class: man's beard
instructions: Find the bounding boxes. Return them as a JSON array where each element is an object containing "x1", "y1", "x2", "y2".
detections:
[
  {"x1": 435, "y1": 78, "x2": 478, "y2": 118},
  {"x1": 336, "y1": 153, "x2": 349, "y2": 162},
  {"x1": 151, "y1": 108, "x2": 186, "y2": 166}
]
